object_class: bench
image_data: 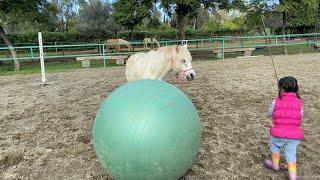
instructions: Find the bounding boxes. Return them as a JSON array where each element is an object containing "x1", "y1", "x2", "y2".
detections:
[
  {"x1": 212, "y1": 48, "x2": 256, "y2": 59},
  {"x1": 76, "y1": 55, "x2": 128, "y2": 67}
]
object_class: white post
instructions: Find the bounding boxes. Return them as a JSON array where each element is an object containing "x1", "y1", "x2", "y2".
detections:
[
  {"x1": 182, "y1": 40, "x2": 188, "y2": 46},
  {"x1": 38, "y1": 32, "x2": 46, "y2": 84}
]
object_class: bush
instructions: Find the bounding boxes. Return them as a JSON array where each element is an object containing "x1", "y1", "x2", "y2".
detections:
[{"x1": 0, "y1": 28, "x2": 247, "y2": 45}]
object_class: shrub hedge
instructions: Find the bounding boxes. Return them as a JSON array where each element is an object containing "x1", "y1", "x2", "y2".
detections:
[{"x1": 1, "y1": 28, "x2": 247, "y2": 45}]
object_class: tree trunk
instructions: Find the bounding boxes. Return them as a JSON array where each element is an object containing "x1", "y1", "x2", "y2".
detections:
[
  {"x1": 177, "y1": 13, "x2": 185, "y2": 40},
  {"x1": 0, "y1": 26, "x2": 20, "y2": 71},
  {"x1": 193, "y1": 17, "x2": 197, "y2": 30},
  {"x1": 315, "y1": 1, "x2": 320, "y2": 41}
]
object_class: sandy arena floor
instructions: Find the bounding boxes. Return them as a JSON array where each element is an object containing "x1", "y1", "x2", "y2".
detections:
[{"x1": 1, "y1": 54, "x2": 320, "y2": 180}]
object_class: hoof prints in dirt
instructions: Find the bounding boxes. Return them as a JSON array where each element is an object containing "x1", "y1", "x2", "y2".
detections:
[
  {"x1": 0, "y1": 154, "x2": 24, "y2": 169},
  {"x1": 1, "y1": 55, "x2": 320, "y2": 179}
]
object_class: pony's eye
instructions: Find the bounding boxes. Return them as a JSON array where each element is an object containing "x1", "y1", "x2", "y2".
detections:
[{"x1": 182, "y1": 59, "x2": 186, "y2": 63}]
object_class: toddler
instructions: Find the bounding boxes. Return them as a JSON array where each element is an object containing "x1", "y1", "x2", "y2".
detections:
[{"x1": 265, "y1": 76, "x2": 304, "y2": 180}]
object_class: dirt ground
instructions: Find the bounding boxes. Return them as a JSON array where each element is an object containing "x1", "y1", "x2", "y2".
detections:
[{"x1": 1, "y1": 54, "x2": 320, "y2": 180}]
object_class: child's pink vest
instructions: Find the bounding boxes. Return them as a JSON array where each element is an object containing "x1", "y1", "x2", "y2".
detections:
[{"x1": 271, "y1": 92, "x2": 304, "y2": 139}]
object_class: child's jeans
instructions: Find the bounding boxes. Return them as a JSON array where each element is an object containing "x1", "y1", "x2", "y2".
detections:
[{"x1": 270, "y1": 136, "x2": 300, "y2": 162}]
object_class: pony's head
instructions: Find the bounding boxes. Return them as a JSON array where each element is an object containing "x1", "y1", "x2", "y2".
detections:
[{"x1": 171, "y1": 45, "x2": 196, "y2": 81}]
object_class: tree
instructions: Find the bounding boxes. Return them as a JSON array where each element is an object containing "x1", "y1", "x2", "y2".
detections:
[
  {"x1": 172, "y1": 6, "x2": 210, "y2": 30},
  {"x1": 160, "y1": 0, "x2": 244, "y2": 40},
  {"x1": 145, "y1": 3, "x2": 162, "y2": 29},
  {"x1": 41, "y1": 1, "x2": 60, "y2": 32},
  {"x1": 161, "y1": 0, "x2": 200, "y2": 39},
  {"x1": 316, "y1": 0, "x2": 320, "y2": 35},
  {"x1": 53, "y1": 0, "x2": 78, "y2": 32},
  {"x1": 245, "y1": 0, "x2": 271, "y2": 35},
  {"x1": 288, "y1": 0, "x2": 318, "y2": 33},
  {"x1": 1, "y1": 0, "x2": 55, "y2": 33},
  {"x1": 0, "y1": 0, "x2": 49, "y2": 70},
  {"x1": 193, "y1": 7, "x2": 210, "y2": 30},
  {"x1": 0, "y1": 26, "x2": 19, "y2": 70},
  {"x1": 76, "y1": 0, "x2": 119, "y2": 38},
  {"x1": 275, "y1": 0, "x2": 318, "y2": 52},
  {"x1": 0, "y1": 0, "x2": 58, "y2": 70},
  {"x1": 113, "y1": 0, "x2": 154, "y2": 40},
  {"x1": 277, "y1": 0, "x2": 294, "y2": 49},
  {"x1": 161, "y1": 1, "x2": 173, "y2": 27}
]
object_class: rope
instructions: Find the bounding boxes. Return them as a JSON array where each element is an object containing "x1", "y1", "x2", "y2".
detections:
[
  {"x1": 261, "y1": 14, "x2": 279, "y2": 82},
  {"x1": 259, "y1": 13, "x2": 280, "y2": 164}
]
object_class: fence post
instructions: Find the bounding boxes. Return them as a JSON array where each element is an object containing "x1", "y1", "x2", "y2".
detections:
[
  {"x1": 38, "y1": 32, "x2": 46, "y2": 84},
  {"x1": 222, "y1": 39, "x2": 225, "y2": 60},
  {"x1": 55, "y1": 41, "x2": 58, "y2": 53},
  {"x1": 30, "y1": 47, "x2": 34, "y2": 59},
  {"x1": 102, "y1": 44, "x2": 106, "y2": 68},
  {"x1": 98, "y1": 43, "x2": 100, "y2": 54}
]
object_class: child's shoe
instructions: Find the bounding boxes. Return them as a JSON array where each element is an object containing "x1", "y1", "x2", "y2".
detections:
[
  {"x1": 264, "y1": 159, "x2": 279, "y2": 171},
  {"x1": 288, "y1": 173, "x2": 297, "y2": 180}
]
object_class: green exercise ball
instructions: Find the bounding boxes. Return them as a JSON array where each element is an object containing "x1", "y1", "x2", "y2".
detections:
[{"x1": 92, "y1": 80, "x2": 201, "y2": 180}]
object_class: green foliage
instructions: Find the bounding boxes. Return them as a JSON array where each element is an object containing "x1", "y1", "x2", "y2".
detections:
[
  {"x1": 221, "y1": 21, "x2": 237, "y2": 30},
  {"x1": 184, "y1": 27, "x2": 197, "y2": 37},
  {"x1": 201, "y1": 20, "x2": 220, "y2": 32},
  {"x1": 0, "y1": 0, "x2": 57, "y2": 32},
  {"x1": 76, "y1": 1, "x2": 117, "y2": 37},
  {"x1": 160, "y1": 0, "x2": 245, "y2": 39},
  {"x1": 160, "y1": 0, "x2": 201, "y2": 39},
  {"x1": 194, "y1": 7, "x2": 210, "y2": 29},
  {"x1": 244, "y1": 0, "x2": 320, "y2": 34},
  {"x1": 0, "y1": 28, "x2": 249, "y2": 45},
  {"x1": 113, "y1": 0, "x2": 154, "y2": 29},
  {"x1": 2, "y1": 0, "x2": 320, "y2": 43},
  {"x1": 145, "y1": 4, "x2": 162, "y2": 29},
  {"x1": 1, "y1": 32, "x2": 110, "y2": 44},
  {"x1": 288, "y1": 0, "x2": 318, "y2": 27},
  {"x1": 55, "y1": 0, "x2": 78, "y2": 31}
]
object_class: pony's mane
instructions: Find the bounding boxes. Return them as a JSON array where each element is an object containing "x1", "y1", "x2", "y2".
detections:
[{"x1": 156, "y1": 45, "x2": 178, "y2": 54}]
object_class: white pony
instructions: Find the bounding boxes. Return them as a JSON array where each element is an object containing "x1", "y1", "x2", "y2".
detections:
[
  {"x1": 143, "y1": 38, "x2": 160, "y2": 49},
  {"x1": 125, "y1": 45, "x2": 196, "y2": 82}
]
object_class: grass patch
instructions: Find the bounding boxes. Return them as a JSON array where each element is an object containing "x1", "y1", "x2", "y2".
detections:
[{"x1": 252, "y1": 44, "x2": 317, "y2": 56}]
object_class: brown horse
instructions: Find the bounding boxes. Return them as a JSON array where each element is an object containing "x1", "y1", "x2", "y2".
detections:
[
  {"x1": 143, "y1": 38, "x2": 160, "y2": 49},
  {"x1": 106, "y1": 38, "x2": 131, "y2": 52}
]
